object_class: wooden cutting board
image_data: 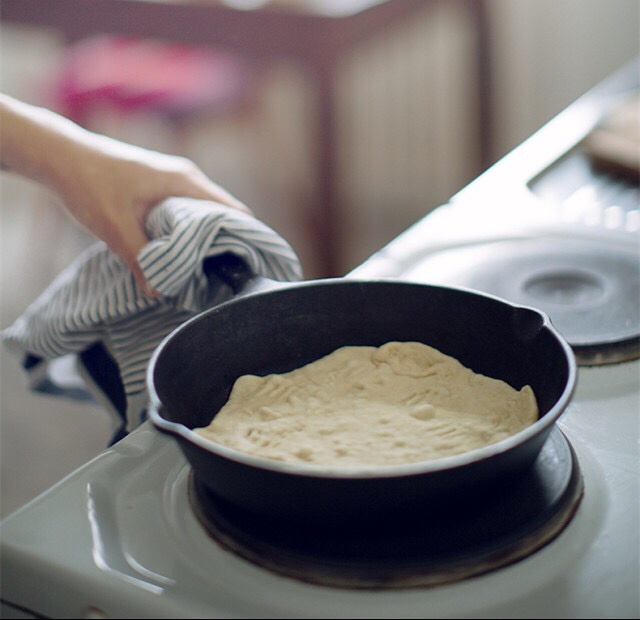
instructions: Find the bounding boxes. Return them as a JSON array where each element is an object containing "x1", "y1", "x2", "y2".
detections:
[{"x1": 582, "y1": 92, "x2": 639, "y2": 180}]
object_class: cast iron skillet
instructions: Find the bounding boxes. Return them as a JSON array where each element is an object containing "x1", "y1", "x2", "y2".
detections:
[{"x1": 147, "y1": 254, "x2": 576, "y2": 527}]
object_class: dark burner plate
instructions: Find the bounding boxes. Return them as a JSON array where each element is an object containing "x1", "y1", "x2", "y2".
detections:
[
  {"x1": 406, "y1": 238, "x2": 640, "y2": 365},
  {"x1": 189, "y1": 428, "x2": 583, "y2": 589}
]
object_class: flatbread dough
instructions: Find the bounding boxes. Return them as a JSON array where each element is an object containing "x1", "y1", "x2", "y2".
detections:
[{"x1": 195, "y1": 342, "x2": 538, "y2": 466}]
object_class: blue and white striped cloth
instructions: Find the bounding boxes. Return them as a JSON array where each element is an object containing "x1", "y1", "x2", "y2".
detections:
[{"x1": 2, "y1": 197, "x2": 302, "y2": 443}]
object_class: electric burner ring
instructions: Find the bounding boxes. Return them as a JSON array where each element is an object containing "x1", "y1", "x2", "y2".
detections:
[
  {"x1": 187, "y1": 428, "x2": 583, "y2": 590},
  {"x1": 523, "y1": 268, "x2": 607, "y2": 306}
]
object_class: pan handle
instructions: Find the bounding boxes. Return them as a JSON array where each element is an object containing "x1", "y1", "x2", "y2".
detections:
[
  {"x1": 203, "y1": 252, "x2": 289, "y2": 299},
  {"x1": 203, "y1": 252, "x2": 255, "y2": 295}
]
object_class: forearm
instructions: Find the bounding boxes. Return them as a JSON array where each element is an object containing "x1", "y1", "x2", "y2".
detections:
[{"x1": 0, "y1": 93, "x2": 94, "y2": 192}]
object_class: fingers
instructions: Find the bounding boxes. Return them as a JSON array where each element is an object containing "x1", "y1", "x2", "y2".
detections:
[
  {"x1": 173, "y1": 164, "x2": 254, "y2": 216},
  {"x1": 133, "y1": 264, "x2": 160, "y2": 298},
  {"x1": 205, "y1": 183, "x2": 253, "y2": 215},
  {"x1": 110, "y1": 218, "x2": 159, "y2": 298}
]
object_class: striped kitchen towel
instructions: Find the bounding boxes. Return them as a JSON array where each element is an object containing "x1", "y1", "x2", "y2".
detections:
[{"x1": 2, "y1": 197, "x2": 302, "y2": 443}]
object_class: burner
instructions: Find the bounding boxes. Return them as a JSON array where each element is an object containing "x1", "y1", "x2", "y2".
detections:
[
  {"x1": 188, "y1": 428, "x2": 583, "y2": 589},
  {"x1": 405, "y1": 238, "x2": 640, "y2": 365}
]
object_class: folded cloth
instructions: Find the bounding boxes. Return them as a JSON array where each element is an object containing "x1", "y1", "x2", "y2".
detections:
[{"x1": 2, "y1": 197, "x2": 302, "y2": 443}]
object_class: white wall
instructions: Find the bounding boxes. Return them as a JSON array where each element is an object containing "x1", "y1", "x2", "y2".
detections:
[{"x1": 488, "y1": 0, "x2": 639, "y2": 160}]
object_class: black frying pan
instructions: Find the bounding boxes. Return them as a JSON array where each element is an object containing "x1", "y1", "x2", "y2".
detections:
[{"x1": 147, "y1": 254, "x2": 576, "y2": 526}]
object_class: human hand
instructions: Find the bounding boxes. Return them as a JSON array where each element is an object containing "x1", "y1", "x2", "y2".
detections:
[
  {"x1": 53, "y1": 136, "x2": 252, "y2": 295},
  {"x1": 0, "y1": 94, "x2": 252, "y2": 295}
]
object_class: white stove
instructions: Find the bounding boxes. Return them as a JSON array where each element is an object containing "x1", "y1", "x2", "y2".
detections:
[{"x1": 2, "y1": 63, "x2": 639, "y2": 618}]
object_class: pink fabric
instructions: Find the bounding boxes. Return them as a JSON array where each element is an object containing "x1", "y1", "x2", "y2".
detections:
[{"x1": 55, "y1": 36, "x2": 252, "y2": 123}]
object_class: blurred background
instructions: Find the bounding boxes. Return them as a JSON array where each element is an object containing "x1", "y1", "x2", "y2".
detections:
[{"x1": 1, "y1": 0, "x2": 638, "y2": 519}]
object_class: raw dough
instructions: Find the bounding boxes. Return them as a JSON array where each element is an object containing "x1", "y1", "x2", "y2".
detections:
[{"x1": 195, "y1": 342, "x2": 538, "y2": 466}]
